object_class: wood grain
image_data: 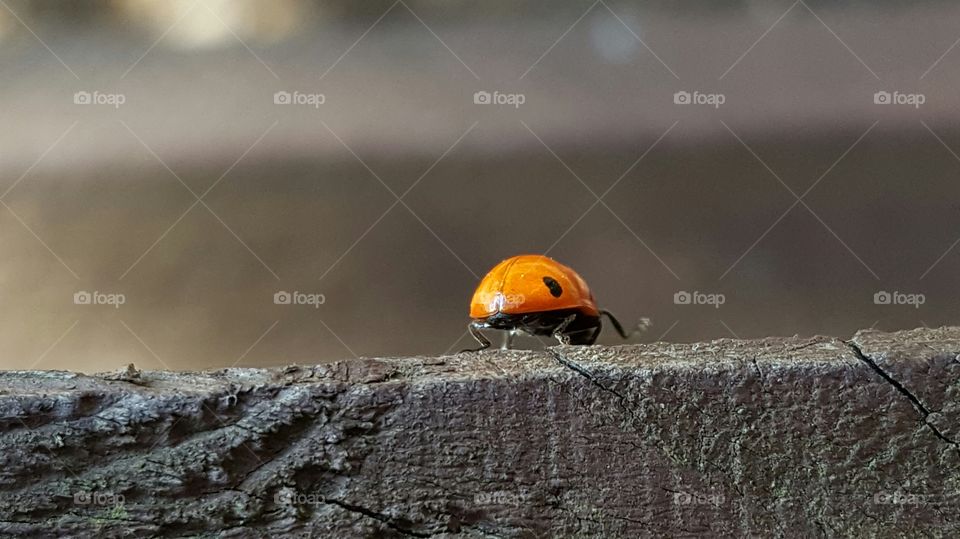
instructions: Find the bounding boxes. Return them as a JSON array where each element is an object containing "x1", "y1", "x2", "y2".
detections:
[{"x1": 0, "y1": 328, "x2": 957, "y2": 537}]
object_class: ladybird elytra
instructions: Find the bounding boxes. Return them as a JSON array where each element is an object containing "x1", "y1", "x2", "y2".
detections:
[{"x1": 469, "y1": 255, "x2": 599, "y2": 319}]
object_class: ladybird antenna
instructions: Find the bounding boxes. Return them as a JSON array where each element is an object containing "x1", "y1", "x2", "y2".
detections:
[{"x1": 600, "y1": 310, "x2": 651, "y2": 340}]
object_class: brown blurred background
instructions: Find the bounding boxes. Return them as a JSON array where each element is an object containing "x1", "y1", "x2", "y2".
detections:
[{"x1": 2, "y1": 0, "x2": 960, "y2": 372}]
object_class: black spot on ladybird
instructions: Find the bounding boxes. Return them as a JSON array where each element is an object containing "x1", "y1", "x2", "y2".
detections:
[{"x1": 542, "y1": 276, "x2": 563, "y2": 297}]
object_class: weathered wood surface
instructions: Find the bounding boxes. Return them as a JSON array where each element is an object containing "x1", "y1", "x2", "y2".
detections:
[{"x1": 0, "y1": 327, "x2": 958, "y2": 538}]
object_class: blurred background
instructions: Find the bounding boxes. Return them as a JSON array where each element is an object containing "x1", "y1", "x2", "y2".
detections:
[{"x1": 2, "y1": 0, "x2": 960, "y2": 372}]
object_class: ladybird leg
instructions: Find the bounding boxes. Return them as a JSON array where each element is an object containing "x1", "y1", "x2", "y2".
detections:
[
  {"x1": 461, "y1": 321, "x2": 492, "y2": 353},
  {"x1": 589, "y1": 325, "x2": 602, "y2": 344},
  {"x1": 551, "y1": 314, "x2": 577, "y2": 346},
  {"x1": 500, "y1": 330, "x2": 518, "y2": 350}
]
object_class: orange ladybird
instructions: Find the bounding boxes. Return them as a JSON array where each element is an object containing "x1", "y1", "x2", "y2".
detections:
[{"x1": 463, "y1": 254, "x2": 646, "y2": 351}]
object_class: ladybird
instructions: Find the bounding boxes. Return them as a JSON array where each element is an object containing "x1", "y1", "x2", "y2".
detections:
[{"x1": 463, "y1": 254, "x2": 648, "y2": 351}]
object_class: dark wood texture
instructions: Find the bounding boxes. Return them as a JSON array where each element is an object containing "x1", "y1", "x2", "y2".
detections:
[{"x1": 0, "y1": 327, "x2": 957, "y2": 537}]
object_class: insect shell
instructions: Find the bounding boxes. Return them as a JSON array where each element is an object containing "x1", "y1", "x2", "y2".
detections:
[{"x1": 463, "y1": 254, "x2": 641, "y2": 352}]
